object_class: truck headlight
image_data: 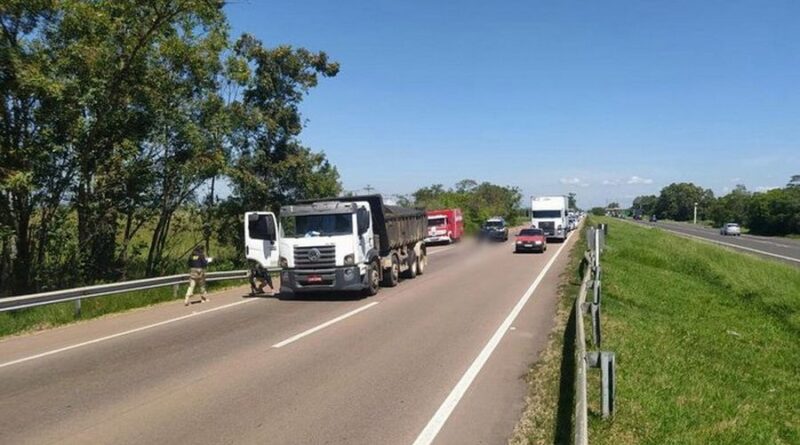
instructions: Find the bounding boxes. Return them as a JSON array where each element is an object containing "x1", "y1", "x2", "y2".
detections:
[
  {"x1": 279, "y1": 256, "x2": 288, "y2": 268},
  {"x1": 344, "y1": 254, "x2": 355, "y2": 266}
]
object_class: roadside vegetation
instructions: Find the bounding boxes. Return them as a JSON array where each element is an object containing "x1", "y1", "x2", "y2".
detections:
[
  {"x1": 587, "y1": 217, "x2": 800, "y2": 444},
  {"x1": 406, "y1": 180, "x2": 524, "y2": 232},
  {"x1": 631, "y1": 177, "x2": 800, "y2": 236},
  {"x1": 0, "y1": 1, "x2": 341, "y2": 298}
]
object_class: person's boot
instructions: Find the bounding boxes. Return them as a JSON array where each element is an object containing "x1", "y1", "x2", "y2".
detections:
[
  {"x1": 184, "y1": 297, "x2": 190, "y2": 306},
  {"x1": 201, "y1": 295, "x2": 209, "y2": 303}
]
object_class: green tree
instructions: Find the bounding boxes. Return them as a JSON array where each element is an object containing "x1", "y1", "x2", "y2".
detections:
[
  {"x1": 708, "y1": 185, "x2": 751, "y2": 227},
  {"x1": 655, "y1": 183, "x2": 715, "y2": 221},
  {"x1": 567, "y1": 192, "x2": 577, "y2": 210},
  {"x1": 632, "y1": 195, "x2": 658, "y2": 216}
]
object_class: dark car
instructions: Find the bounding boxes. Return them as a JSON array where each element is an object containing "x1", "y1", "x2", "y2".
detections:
[
  {"x1": 480, "y1": 217, "x2": 508, "y2": 242},
  {"x1": 515, "y1": 228, "x2": 547, "y2": 253}
]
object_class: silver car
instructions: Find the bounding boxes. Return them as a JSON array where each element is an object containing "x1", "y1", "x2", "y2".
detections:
[{"x1": 720, "y1": 223, "x2": 741, "y2": 236}]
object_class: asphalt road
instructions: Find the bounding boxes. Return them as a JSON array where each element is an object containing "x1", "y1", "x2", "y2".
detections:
[
  {"x1": 0, "y1": 232, "x2": 577, "y2": 445},
  {"x1": 638, "y1": 220, "x2": 800, "y2": 266}
]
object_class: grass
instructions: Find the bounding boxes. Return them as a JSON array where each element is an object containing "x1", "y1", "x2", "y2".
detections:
[
  {"x1": 510, "y1": 225, "x2": 588, "y2": 444},
  {"x1": 0, "y1": 279, "x2": 247, "y2": 338},
  {"x1": 586, "y1": 217, "x2": 800, "y2": 444}
]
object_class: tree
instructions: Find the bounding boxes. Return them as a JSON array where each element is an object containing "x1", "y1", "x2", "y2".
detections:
[
  {"x1": 787, "y1": 175, "x2": 800, "y2": 188},
  {"x1": 708, "y1": 185, "x2": 751, "y2": 227},
  {"x1": 567, "y1": 192, "x2": 577, "y2": 210},
  {"x1": 654, "y1": 183, "x2": 714, "y2": 221},
  {"x1": 411, "y1": 180, "x2": 521, "y2": 233},
  {"x1": 590, "y1": 207, "x2": 606, "y2": 216},
  {"x1": 632, "y1": 195, "x2": 658, "y2": 216}
]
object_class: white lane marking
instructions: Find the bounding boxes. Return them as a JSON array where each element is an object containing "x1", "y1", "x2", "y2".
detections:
[
  {"x1": 412, "y1": 234, "x2": 572, "y2": 445},
  {"x1": 428, "y1": 246, "x2": 454, "y2": 255},
  {"x1": 271, "y1": 302, "x2": 380, "y2": 348},
  {"x1": 0, "y1": 298, "x2": 258, "y2": 370},
  {"x1": 661, "y1": 228, "x2": 800, "y2": 264}
]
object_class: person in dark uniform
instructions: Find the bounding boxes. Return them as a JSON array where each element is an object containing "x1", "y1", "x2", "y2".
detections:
[
  {"x1": 249, "y1": 264, "x2": 274, "y2": 296},
  {"x1": 185, "y1": 246, "x2": 212, "y2": 306}
]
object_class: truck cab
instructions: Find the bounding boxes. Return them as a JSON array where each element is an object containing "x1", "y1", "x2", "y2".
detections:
[
  {"x1": 277, "y1": 200, "x2": 376, "y2": 293},
  {"x1": 531, "y1": 195, "x2": 568, "y2": 241}
]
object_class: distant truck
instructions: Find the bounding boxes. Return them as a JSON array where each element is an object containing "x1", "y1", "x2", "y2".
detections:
[
  {"x1": 531, "y1": 195, "x2": 569, "y2": 241},
  {"x1": 244, "y1": 195, "x2": 427, "y2": 297},
  {"x1": 425, "y1": 208, "x2": 464, "y2": 244}
]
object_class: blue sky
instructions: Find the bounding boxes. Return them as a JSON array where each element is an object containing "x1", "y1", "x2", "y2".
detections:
[{"x1": 226, "y1": 1, "x2": 799, "y2": 208}]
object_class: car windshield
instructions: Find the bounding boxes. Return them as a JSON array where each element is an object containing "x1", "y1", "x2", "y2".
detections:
[
  {"x1": 484, "y1": 220, "x2": 504, "y2": 228},
  {"x1": 281, "y1": 213, "x2": 353, "y2": 238},
  {"x1": 519, "y1": 229, "x2": 543, "y2": 236},
  {"x1": 428, "y1": 216, "x2": 447, "y2": 227},
  {"x1": 726, "y1": 223, "x2": 739, "y2": 228}
]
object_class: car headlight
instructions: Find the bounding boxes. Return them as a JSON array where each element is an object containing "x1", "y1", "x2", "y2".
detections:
[
  {"x1": 516, "y1": 240, "x2": 523, "y2": 244},
  {"x1": 279, "y1": 256, "x2": 288, "y2": 268},
  {"x1": 535, "y1": 240, "x2": 542, "y2": 244},
  {"x1": 344, "y1": 254, "x2": 355, "y2": 266}
]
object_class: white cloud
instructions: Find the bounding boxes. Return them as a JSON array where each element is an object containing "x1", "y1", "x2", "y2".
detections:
[
  {"x1": 560, "y1": 177, "x2": 582, "y2": 185},
  {"x1": 602, "y1": 179, "x2": 620, "y2": 186},
  {"x1": 627, "y1": 175, "x2": 653, "y2": 185}
]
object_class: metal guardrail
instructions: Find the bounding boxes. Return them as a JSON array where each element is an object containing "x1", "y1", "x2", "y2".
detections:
[
  {"x1": 575, "y1": 224, "x2": 616, "y2": 445},
  {"x1": 0, "y1": 270, "x2": 250, "y2": 314}
]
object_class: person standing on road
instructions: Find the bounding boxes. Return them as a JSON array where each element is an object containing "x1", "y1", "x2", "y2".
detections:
[{"x1": 185, "y1": 246, "x2": 213, "y2": 306}]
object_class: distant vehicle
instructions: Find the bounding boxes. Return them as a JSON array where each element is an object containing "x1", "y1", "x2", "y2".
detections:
[
  {"x1": 515, "y1": 228, "x2": 547, "y2": 253},
  {"x1": 649, "y1": 214, "x2": 658, "y2": 222},
  {"x1": 531, "y1": 195, "x2": 568, "y2": 241},
  {"x1": 425, "y1": 209, "x2": 464, "y2": 244},
  {"x1": 480, "y1": 217, "x2": 508, "y2": 242},
  {"x1": 720, "y1": 223, "x2": 742, "y2": 236},
  {"x1": 633, "y1": 214, "x2": 642, "y2": 220}
]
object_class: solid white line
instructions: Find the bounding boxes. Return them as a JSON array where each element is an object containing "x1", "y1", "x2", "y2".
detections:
[
  {"x1": 271, "y1": 302, "x2": 380, "y2": 348},
  {"x1": 412, "y1": 234, "x2": 572, "y2": 445},
  {"x1": 428, "y1": 246, "x2": 455, "y2": 255},
  {"x1": 0, "y1": 298, "x2": 258, "y2": 370},
  {"x1": 662, "y1": 228, "x2": 800, "y2": 264}
]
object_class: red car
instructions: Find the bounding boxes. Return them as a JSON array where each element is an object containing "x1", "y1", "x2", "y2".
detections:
[{"x1": 515, "y1": 228, "x2": 547, "y2": 253}]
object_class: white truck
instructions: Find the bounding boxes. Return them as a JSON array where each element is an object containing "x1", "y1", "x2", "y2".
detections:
[
  {"x1": 244, "y1": 195, "x2": 427, "y2": 297},
  {"x1": 531, "y1": 195, "x2": 569, "y2": 242}
]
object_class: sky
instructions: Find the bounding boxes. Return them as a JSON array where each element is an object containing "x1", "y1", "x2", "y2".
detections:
[{"x1": 225, "y1": 0, "x2": 800, "y2": 208}]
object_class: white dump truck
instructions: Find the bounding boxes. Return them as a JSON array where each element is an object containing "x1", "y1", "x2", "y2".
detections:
[{"x1": 244, "y1": 195, "x2": 427, "y2": 296}]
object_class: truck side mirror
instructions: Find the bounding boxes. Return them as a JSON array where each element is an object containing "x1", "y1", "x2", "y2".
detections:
[{"x1": 357, "y1": 208, "x2": 370, "y2": 235}]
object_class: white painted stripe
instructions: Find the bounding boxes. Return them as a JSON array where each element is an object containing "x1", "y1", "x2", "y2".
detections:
[
  {"x1": 662, "y1": 228, "x2": 800, "y2": 264},
  {"x1": 0, "y1": 298, "x2": 258, "y2": 370},
  {"x1": 271, "y1": 302, "x2": 379, "y2": 348},
  {"x1": 428, "y1": 246, "x2": 454, "y2": 255},
  {"x1": 412, "y1": 233, "x2": 572, "y2": 445}
]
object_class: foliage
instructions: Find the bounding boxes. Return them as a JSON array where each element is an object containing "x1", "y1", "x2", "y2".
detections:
[
  {"x1": 411, "y1": 180, "x2": 522, "y2": 233},
  {"x1": 653, "y1": 182, "x2": 714, "y2": 221},
  {"x1": 0, "y1": 2, "x2": 340, "y2": 296},
  {"x1": 590, "y1": 207, "x2": 606, "y2": 216}
]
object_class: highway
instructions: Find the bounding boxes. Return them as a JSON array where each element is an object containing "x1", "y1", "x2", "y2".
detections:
[
  {"x1": 641, "y1": 220, "x2": 800, "y2": 266},
  {"x1": 0, "y1": 233, "x2": 576, "y2": 445}
]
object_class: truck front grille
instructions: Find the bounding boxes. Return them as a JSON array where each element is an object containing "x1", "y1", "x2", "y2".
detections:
[
  {"x1": 538, "y1": 221, "x2": 555, "y2": 235},
  {"x1": 293, "y1": 246, "x2": 336, "y2": 270}
]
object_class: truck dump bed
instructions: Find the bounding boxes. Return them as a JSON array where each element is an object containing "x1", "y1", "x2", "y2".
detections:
[{"x1": 299, "y1": 195, "x2": 426, "y2": 255}]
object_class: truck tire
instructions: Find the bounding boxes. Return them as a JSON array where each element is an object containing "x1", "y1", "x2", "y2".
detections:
[
  {"x1": 382, "y1": 254, "x2": 400, "y2": 287},
  {"x1": 402, "y1": 253, "x2": 418, "y2": 279},
  {"x1": 417, "y1": 251, "x2": 427, "y2": 275},
  {"x1": 365, "y1": 261, "x2": 381, "y2": 296}
]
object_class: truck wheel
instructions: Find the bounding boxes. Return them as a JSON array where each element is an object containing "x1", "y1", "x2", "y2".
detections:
[
  {"x1": 365, "y1": 262, "x2": 380, "y2": 296},
  {"x1": 382, "y1": 255, "x2": 400, "y2": 287},
  {"x1": 417, "y1": 252, "x2": 426, "y2": 275},
  {"x1": 402, "y1": 253, "x2": 418, "y2": 279}
]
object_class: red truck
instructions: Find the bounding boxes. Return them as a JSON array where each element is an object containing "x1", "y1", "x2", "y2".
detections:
[{"x1": 425, "y1": 209, "x2": 464, "y2": 244}]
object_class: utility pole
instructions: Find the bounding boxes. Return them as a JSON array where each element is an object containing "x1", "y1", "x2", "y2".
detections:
[
  {"x1": 364, "y1": 184, "x2": 375, "y2": 194},
  {"x1": 693, "y1": 202, "x2": 698, "y2": 224}
]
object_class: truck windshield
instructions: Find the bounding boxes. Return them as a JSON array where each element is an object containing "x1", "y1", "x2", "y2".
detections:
[
  {"x1": 281, "y1": 214, "x2": 353, "y2": 238},
  {"x1": 532, "y1": 210, "x2": 562, "y2": 218},
  {"x1": 428, "y1": 217, "x2": 447, "y2": 227},
  {"x1": 484, "y1": 221, "x2": 504, "y2": 228}
]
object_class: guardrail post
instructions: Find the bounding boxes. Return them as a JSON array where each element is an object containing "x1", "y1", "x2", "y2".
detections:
[
  {"x1": 586, "y1": 351, "x2": 616, "y2": 418},
  {"x1": 591, "y1": 303, "x2": 601, "y2": 347},
  {"x1": 74, "y1": 298, "x2": 81, "y2": 317}
]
